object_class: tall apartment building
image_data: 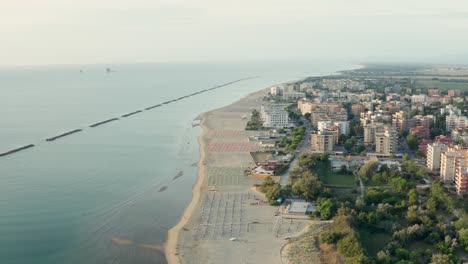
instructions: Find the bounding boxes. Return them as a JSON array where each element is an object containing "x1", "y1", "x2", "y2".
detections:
[
  {"x1": 364, "y1": 123, "x2": 385, "y2": 145},
  {"x1": 392, "y1": 111, "x2": 433, "y2": 132},
  {"x1": 426, "y1": 142, "x2": 448, "y2": 171},
  {"x1": 448, "y1": 90, "x2": 462, "y2": 97},
  {"x1": 260, "y1": 104, "x2": 291, "y2": 128},
  {"x1": 446, "y1": 114, "x2": 468, "y2": 131},
  {"x1": 283, "y1": 91, "x2": 306, "y2": 101},
  {"x1": 455, "y1": 166, "x2": 468, "y2": 195},
  {"x1": 392, "y1": 111, "x2": 410, "y2": 132},
  {"x1": 297, "y1": 98, "x2": 313, "y2": 115},
  {"x1": 311, "y1": 131, "x2": 335, "y2": 152},
  {"x1": 270, "y1": 85, "x2": 283, "y2": 96},
  {"x1": 311, "y1": 107, "x2": 330, "y2": 127},
  {"x1": 411, "y1": 94, "x2": 428, "y2": 104},
  {"x1": 375, "y1": 127, "x2": 398, "y2": 154},
  {"x1": 317, "y1": 120, "x2": 350, "y2": 136},
  {"x1": 440, "y1": 146, "x2": 468, "y2": 182},
  {"x1": 331, "y1": 107, "x2": 348, "y2": 122},
  {"x1": 441, "y1": 104, "x2": 462, "y2": 115}
]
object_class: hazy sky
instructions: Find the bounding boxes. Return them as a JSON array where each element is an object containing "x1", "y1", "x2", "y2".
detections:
[{"x1": 1, "y1": 0, "x2": 468, "y2": 66}]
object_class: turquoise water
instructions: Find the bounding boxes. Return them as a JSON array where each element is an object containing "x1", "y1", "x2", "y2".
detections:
[{"x1": 0, "y1": 62, "x2": 353, "y2": 263}]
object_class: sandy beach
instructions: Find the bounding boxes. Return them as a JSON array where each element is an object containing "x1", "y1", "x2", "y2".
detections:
[{"x1": 165, "y1": 88, "x2": 310, "y2": 264}]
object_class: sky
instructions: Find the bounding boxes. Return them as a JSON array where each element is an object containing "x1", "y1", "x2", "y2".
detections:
[{"x1": 1, "y1": 0, "x2": 468, "y2": 66}]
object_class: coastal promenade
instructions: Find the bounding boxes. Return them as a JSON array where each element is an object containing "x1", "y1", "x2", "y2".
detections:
[{"x1": 166, "y1": 89, "x2": 309, "y2": 264}]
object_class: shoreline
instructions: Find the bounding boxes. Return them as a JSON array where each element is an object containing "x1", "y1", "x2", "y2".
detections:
[
  {"x1": 165, "y1": 112, "x2": 208, "y2": 264},
  {"x1": 165, "y1": 89, "x2": 266, "y2": 264}
]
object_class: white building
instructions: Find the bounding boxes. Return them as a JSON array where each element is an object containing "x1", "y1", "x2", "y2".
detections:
[
  {"x1": 317, "y1": 120, "x2": 350, "y2": 135},
  {"x1": 441, "y1": 150, "x2": 465, "y2": 182},
  {"x1": 260, "y1": 104, "x2": 291, "y2": 129},
  {"x1": 426, "y1": 142, "x2": 448, "y2": 171},
  {"x1": 297, "y1": 98, "x2": 314, "y2": 115},
  {"x1": 411, "y1": 94, "x2": 428, "y2": 105},
  {"x1": 283, "y1": 91, "x2": 306, "y2": 101},
  {"x1": 441, "y1": 105, "x2": 462, "y2": 116},
  {"x1": 375, "y1": 127, "x2": 398, "y2": 154},
  {"x1": 446, "y1": 114, "x2": 468, "y2": 131},
  {"x1": 270, "y1": 85, "x2": 283, "y2": 96}
]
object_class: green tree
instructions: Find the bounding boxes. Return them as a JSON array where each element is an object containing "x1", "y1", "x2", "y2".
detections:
[
  {"x1": 316, "y1": 197, "x2": 337, "y2": 220},
  {"x1": 406, "y1": 206, "x2": 419, "y2": 223},
  {"x1": 320, "y1": 230, "x2": 340, "y2": 244},
  {"x1": 390, "y1": 177, "x2": 410, "y2": 193},
  {"x1": 408, "y1": 189, "x2": 418, "y2": 205},
  {"x1": 459, "y1": 228, "x2": 468, "y2": 252},
  {"x1": 426, "y1": 197, "x2": 438, "y2": 211},
  {"x1": 359, "y1": 160, "x2": 378, "y2": 181},
  {"x1": 265, "y1": 184, "x2": 281, "y2": 201},
  {"x1": 431, "y1": 254, "x2": 451, "y2": 264},
  {"x1": 337, "y1": 234, "x2": 367, "y2": 263},
  {"x1": 406, "y1": 134, "x2": 419, "y2": 151},
  {"x1": 292, "y1": 176, "x2": 323, "y2": 200}
]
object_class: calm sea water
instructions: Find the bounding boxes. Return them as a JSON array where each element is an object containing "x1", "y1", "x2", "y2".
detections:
[{"x1": 0, "y1": 61, "x2": 354, "y2": 264}]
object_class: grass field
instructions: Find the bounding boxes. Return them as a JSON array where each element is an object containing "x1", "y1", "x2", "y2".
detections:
[
  {"x1": 313, "y1": 164, "x2": 355, "y2": 185},
  {"x1": 331, "y1": 187, "x2": 359, "y2": 199},
  {"x1": 414, "y1": 79, "x2": 468, "y2": 91},
  {"x1": 358, "y1": 227, "x2": 392, "y2": 257}
]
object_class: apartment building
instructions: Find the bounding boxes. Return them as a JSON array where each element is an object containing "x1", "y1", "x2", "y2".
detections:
[
  {"x1": 375, "y1": 127, "x2": 398, "y2": 155},
  {"x1": 426, "y1": 142, "x2": 448, "y2": 171},
  {"x1": 311, "y1": 131, "x2": 335, "y2": 152}
]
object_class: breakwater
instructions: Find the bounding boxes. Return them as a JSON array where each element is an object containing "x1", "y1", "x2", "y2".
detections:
[
  {"x1": 0, "y1": 76, "x2": 258, "y2": 158},
  {"x1": 145, "y1": 104, "x2": 162, "y2": 110},
  {"x1": 121, "y1": 110, "x2": 142, "y2": 118},
  {"x1": 89, "y1": 118, "x2": 119, "y2": 128},
  {"x1": 45, "y1": 129, "x2": 83, "y2": 141},
  {"x1": 0, "y1": 144, "x2": 35, "y2": 157}
]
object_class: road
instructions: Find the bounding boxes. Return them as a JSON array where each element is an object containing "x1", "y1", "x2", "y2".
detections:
[{"x1": 280, "y1": 117, "x2": 312, "y2": 186}]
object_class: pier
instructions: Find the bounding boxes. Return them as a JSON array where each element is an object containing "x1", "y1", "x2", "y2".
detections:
[
  {"x1": 145, "y1": 104, "x2": 162, "y2": 110},
  {"x1": 46, "y1": 129, "x2": 83, "y2": 141},
  {"x1": 0, "y1": 144, "x2": 35, "y2": 157}
]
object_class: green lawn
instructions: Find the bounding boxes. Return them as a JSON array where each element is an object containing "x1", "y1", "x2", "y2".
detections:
[
  {"x1": 331, "y1": 187, "x2": 359, "y2": 199},
  {"x1": 414, "y1": 79, "x2": 468, "y2": 91},
  {"x1": 358, "y1": 227, "x2": 392, "y2": 257},
  {"x1": 313, "y1": 164, "x2": 355, "y2": 185}
]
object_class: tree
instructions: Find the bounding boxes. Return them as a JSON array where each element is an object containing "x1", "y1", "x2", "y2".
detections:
[
  {"x1": 292, "y1": 176, "x2": 323, "y2": 200},
  {"x1": 337, "y1": 234, "x2": 367, "y2": 263},
  {"x1": 426, "y1": 197, "x2": 438, "y2": 211},
  {"x1": 359, "y1": 160, "x2": 378, "y2": 181},
  {"x1": 390, "y1": 177, "x2": 410, "y2": 193},
  {"x1": 406, "y1": 134, "x2": 419, "y2": 151},
  {"x1": 459, "y1": 228, "x2": 468, "y2": 252},
  {"x1": 320, "y1": 230, "x2": 340, "y2": 244},
  {"x1": 377, "y1": 250, "x2": 391, "y2": 264},
  {"x1": 339, "y1": 164, "x2": 348, "y2": 174},
  {"x1": 403, "y1": 153, "x2": 410, "y2": 162},
  {"x1": 316, "y1": 197, "x2": 337, "y2": 220},
  {"x1": 408, "y1": 189, "x2": 418, "y2": 205},
  {"x1": 265, "y1": 184, "x2": 281, "y2": 201},
  {"x1": 406, "y1": 206, "x2": 419, "y2": 223},
  {"x1": 431, "y1": 253, "x2": 451, "y2": 264}
]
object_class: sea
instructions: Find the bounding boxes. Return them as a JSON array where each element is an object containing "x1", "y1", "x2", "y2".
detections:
[{"x1": 0, "y1": 61, "x2": 355, "y2": 264}]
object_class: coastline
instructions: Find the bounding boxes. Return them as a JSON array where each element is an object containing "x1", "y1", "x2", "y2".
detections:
[
  {"x1": 165, "y1": 88, "x2": 267, "y2": 263},
  {"x1": 166, "y1": 86, "x2": 314, "y2": 264},
  {"x1": 165, "y1": 111, "x2": 208, "y2": 264}
]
